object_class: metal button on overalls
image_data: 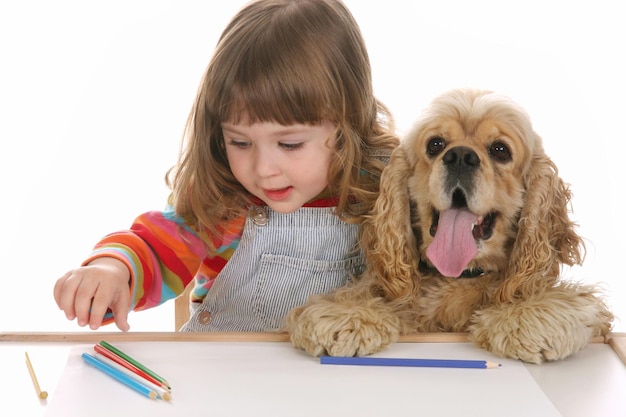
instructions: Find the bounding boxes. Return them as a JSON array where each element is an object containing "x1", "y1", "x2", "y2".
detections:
[
  {"x1": 251, "y1": 207, "x2": 268, "y2": 226},
  {"x1": 198, "y1": 311, "x2": 211, "y2": 325}
]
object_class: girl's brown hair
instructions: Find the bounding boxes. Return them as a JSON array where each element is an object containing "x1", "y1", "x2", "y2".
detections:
[{"x1": 167, "y1": 0, "x2": 398, "y2": 254}]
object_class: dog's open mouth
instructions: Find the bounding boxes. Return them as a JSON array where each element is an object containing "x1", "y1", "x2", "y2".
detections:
[
  {"x1": 430, "y1": 210, "x2": 496, "y2": 240},
  {"x1": 426, "y1": 190, "x2": 497, "y2": 278}
]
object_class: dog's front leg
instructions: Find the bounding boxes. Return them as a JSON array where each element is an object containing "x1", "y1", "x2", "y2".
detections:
[
  {"x1": 468, "y1": 283, "x2": 613, "y2": 363},
  {"x1": 284, "y1": 281, "x2": 403, "y2": 357}
]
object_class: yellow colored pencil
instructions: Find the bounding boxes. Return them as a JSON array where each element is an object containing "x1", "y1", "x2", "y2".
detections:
[{"x1": 25, "y1": 352, "x2": 48, "y2": 400}]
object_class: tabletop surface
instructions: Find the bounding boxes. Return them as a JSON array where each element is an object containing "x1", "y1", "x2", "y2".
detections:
[{"x1": 2, "y1": 332, "x2": 625, "y2": 417}]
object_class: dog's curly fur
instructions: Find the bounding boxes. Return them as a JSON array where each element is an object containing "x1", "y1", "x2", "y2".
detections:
[{"x1": 285, "y1": 88, "x2": 614, "y2": 364}]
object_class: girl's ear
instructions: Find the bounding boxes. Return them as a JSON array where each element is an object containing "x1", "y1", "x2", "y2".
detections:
[{"x1": 361, "y1": 146, "x2": 419, "y2": 301}]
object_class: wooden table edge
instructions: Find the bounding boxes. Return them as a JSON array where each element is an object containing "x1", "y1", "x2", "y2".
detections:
[
  {"x1": 2, "y1": 331, "x2": 624, "y2": 364},
  {"x1": 1, "y1": 331, "x2": 622, "y2": 344},
  {"x1": 0, "y1": 331, "x2": 471, "y2": 343},
  {"x1": 607, "y1": 332, "x2": 626, "y2": 366}
]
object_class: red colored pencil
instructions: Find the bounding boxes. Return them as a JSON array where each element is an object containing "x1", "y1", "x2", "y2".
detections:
[
  {"x1": 93, "y1": 344, "x2": 170, "y2": 391},
  {"x1": 98, "y1": 341, "x2": 170, "y2": 389}
]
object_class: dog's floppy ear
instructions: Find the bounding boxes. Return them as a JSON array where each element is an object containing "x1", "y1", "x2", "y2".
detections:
[
  {"x1": 361, "y1": 145, "x2": 420, "y2": 301},
  {"x1": 495, "y1": 144, "x2": 584, "y2": 303}
]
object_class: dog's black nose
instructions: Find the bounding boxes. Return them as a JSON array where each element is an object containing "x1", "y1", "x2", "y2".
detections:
[{"x1": 443, "y1": 146, "x2": 480, "y2": 176}]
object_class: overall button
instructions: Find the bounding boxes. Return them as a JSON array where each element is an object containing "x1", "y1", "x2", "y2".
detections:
[
  {"x1": 250, "y1": 207, "x2": 268, "y2": 226},
  {"x1": 198, "y1": 311, "x2": 211, "y2": 325}
]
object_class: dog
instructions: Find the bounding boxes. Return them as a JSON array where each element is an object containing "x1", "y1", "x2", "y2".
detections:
[{"x1": 286, "y1": 88, "x2": 614, "y2": 364}]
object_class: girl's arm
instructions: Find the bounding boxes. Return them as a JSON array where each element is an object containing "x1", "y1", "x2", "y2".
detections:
[{"x1": 82, "y1": 206, "x2": 211, "y2": 323}]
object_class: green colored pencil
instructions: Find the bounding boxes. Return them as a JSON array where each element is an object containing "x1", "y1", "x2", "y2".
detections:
[{"x1": 98, "y1": 341, "x2": 170, "y2": 389}]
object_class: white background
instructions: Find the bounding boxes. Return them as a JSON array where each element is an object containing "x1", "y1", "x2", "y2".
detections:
[{"x1": 1, "y1": 1, "x2": 624, "y2": 333}]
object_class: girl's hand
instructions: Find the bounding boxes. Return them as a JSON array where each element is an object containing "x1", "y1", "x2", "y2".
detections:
[{"x1": 53, "y1": 257, "x2": 131, "y2": 331}]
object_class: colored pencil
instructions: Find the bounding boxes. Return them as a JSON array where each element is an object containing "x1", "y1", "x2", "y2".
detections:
[
  {"x1": 82, "y1": 353, "x2": 159, "y2": 400},
  {"x1": 92, "y1": 350, "x2": 172, "y2": 401},
  {"x1": 320, "y1": 356, "x2": 501, "y2": 369},
  {"x1": 25, "y1": 352, "x2": 48, "y2": 399},
  {"x1": 98, "y1": 341, "x2": 170, "y2": 389},
  {"x1": 93, "y1": 344, "x2": 170, "y2": 391}
]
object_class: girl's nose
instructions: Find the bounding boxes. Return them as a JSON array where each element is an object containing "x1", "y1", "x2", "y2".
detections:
[{"x1": 252, "y1": 149, "x2": 280, "y2": 177}]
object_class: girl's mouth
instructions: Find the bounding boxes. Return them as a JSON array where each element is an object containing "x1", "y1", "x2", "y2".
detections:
[{"x1": 263, "y1": 187, "x2": 293, "y2": 201}]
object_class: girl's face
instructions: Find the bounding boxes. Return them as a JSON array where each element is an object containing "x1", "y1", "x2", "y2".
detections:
[{"x1": 222, "y1": 120, "x2": 337, "y2": 213}]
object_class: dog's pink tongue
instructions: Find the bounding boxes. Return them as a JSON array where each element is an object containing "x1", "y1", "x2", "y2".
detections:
[{"x1": 426, "y1": 208, "x2": 478, "y2": 278}]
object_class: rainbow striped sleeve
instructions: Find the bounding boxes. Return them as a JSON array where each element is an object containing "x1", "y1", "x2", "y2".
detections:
[{"x1": 82, "y1": 206, "x2": 214, "y2": 324}]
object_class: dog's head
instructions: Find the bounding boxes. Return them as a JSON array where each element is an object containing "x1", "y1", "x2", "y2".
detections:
[
  {"x1": 407, "y1": 89, "x2": 539, "y2": 279},
  {"x1": 364, "y1": 89, "x2": 583, "y2": 302}
]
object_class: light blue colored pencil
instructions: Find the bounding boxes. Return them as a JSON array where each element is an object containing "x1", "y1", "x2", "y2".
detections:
[
  {"x1": 320, "y1": 356, "x2": 501, "y2": 369},
  {"x1": 81, "y1": 353, "x2": 159, "y2": 399}
]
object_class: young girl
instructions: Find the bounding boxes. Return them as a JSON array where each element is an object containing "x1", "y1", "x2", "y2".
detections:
[{"x1": 53, "y1": 0, "x2": 399, "y2": 332}]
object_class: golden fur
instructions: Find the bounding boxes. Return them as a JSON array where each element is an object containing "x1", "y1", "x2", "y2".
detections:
[{"x1": 285, "y1": 88, "x2": 614, "y2": 363}]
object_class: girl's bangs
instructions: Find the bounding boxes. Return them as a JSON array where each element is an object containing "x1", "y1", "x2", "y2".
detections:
[{"x1": 218, "y1": 67, "x2": 333, "y2": 126}]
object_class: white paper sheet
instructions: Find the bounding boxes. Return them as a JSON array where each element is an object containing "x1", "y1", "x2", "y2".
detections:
[{"x1": 44, "y1": 341, "x2": 562, "y2": 417}]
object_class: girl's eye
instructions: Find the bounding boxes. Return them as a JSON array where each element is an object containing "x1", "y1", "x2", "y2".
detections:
[
  {"x1": 227, "y1": 140, "x2": 250, "y2": 149},
  {"x1": 280, "y1": 142, "x2": 303, "y2": 151}
]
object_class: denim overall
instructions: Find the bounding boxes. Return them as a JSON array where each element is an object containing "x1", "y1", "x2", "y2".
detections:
[{"x1": 180, "y1": 205, "x2": 364, "y2": 332}]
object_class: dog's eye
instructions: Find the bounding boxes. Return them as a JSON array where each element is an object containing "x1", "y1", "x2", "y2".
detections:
[
  {"x1": 427, "y1": 137, "x2": 446, "y2": 156},
  {"x1": 489, "y1": 141, "x2": 511, "y2": 162}
]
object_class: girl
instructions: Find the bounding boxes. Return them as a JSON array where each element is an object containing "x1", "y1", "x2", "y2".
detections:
[{"x1": 53, "y1": 0, "x2": 399, "y2": 332}]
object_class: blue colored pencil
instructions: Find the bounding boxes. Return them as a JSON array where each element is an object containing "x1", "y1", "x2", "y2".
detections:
[
  {"x1": 81, "y1": 353, "x2": 159, "y2": 399},
  {"x1": 320, "y1": 356, "x2": 501, "y2": 369}
]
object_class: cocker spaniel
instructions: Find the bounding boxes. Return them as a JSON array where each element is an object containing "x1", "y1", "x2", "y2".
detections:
[{"x1": 286, "y1": 88, "x2": 614, "y2": 364}]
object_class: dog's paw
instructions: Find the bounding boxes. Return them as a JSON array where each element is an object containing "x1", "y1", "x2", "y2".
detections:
[
  {"x1": 285, "y1": 296, "x2": 401, "y2": 357},
  {"x1": 469, "y1": 309, "x2": 568, "y2": 364},
  {"x1": 468, "y1": 288, "x2": 611, "y2": 363}
]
